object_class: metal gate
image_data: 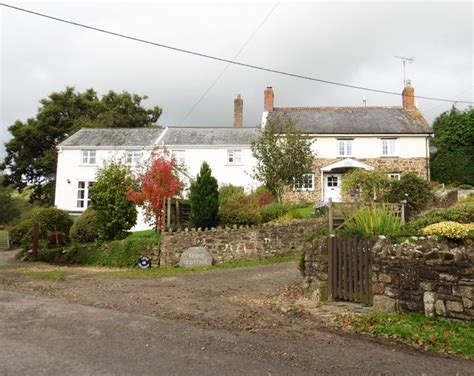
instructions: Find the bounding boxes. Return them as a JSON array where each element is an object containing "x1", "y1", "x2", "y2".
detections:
[{"x1": 328, "y1": 236, "x2": 373, "y2": 305}]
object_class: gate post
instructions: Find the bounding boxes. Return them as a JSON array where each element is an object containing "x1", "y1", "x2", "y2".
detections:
[
  {"x1": 328, "y1": 198, "x2": 334, "y2": 235},
  {"x1": 327, "y1": 234, "x2": 335, "y2": 301}
]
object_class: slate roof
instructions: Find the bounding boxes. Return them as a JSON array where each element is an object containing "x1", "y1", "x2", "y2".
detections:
[
  {"x1": 267, "y1": 106, "x2": 432, "y2": 134},
  {"x1": 161, "y1": 127, "x2": 259, "y2": 145},
  {"x1": 58, "y1": 127, "x2": 165, "y2": 147}
]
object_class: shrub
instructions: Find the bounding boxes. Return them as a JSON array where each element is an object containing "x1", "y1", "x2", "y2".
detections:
[
  {"x1": 10, "y1": 207, "x2": 73, "y2": 248},
  {"x1": 422, "y1": 221, "x2": 474, "y2": 239},
  {"x1": 259, "y1": 202, "x2": 306, "y2": 222},
  {"x1": 343, "y1": 205, "x2": 403, "y2": 237},
  {"x1": 218, "y1": 184, "x2": 244, "y2": 203},
  {"x1": 190, "y1": 162, "x2": 219, "y2": 229},
  {"x1": 252, "y1": 186, "x2": 275, "y2": 207},
  {"x1": 342, "y1": 169, "x2": 391, "y2": 203},
  {"x1": 387, "y1": 173, "x2": 433, "y2": 211},
  {"x1": 458, "y1": 184, "x2": 473, "y2": 190},
  {"x1": 219, "y1": 193, "x2": 261, "y2": 226},
  {"x1": 90, "y1": 162, "x2": 138, "y2": 240},
  {"x1": 69, "y1": 209, "x2": 100, "y2": 243}
]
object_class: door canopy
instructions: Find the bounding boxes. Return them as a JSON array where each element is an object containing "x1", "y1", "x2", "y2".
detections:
[{"x1": 321, "y1": 158, "x2": 375, "y2": 172}]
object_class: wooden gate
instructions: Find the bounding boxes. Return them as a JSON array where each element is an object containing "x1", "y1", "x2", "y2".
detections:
[{"x1": 328, "y1": 236, "x2": 374, "y2": 305}]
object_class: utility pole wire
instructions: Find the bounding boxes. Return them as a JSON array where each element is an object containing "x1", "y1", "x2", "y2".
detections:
[
  {"x1": 1, "y1": 2, "x2": 473, "y2": 105},
  {"x1": 180, "y1": 1, "x2": 280, "y2": 125}
]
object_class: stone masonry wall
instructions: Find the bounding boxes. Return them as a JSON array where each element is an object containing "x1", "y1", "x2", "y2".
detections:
[
  {"x1": 159, "y1": 218, "x2": 325, "y2": 267},
  {"x1": 371, "y1": 238, "x2": 473, "y2": 320},
  {"x1": 283, "y1": 157, "x2": 429, "y2": 203},
  {"x1": 303, "y1": 236, "x2": 474, "y2": 320}
]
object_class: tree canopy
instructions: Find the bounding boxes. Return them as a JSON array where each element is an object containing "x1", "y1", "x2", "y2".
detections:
[
  {"x1": 251, "y1": 118, "x2": 314, "y2": 202},
  {"x1": 430, "y1": 107, "x2": 474, "y2": 185},
  {"x1": 1, "y1": 87, "x2": 162, "y2": 204}
]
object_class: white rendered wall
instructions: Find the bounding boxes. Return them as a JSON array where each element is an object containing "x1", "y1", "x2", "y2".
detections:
[{"x1": 311, "y1": 136, "x2": 428, "y2": 159}]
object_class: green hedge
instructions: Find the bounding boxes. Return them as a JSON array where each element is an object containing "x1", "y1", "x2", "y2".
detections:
[{"x1": 26, "y1": 237, "x2": 160, "y2": 268}]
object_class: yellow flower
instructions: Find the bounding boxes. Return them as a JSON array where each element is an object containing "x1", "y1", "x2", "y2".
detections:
[{"x1": 422, "y1": 221, "x2": 474, "y2": 239}]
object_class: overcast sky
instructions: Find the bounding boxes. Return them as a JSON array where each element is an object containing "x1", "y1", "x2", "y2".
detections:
[{"x1": 1, "y1": 1, "x2": 473, "y2": 159}]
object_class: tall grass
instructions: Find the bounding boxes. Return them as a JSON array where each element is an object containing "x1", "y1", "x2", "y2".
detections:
[{"x1": 343, "y1": 205, "x2": 403, "y2": 237}]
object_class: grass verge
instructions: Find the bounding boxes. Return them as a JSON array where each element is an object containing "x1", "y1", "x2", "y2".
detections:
[
  {"x1": 103, "y1": 255, "x2": 299, "y2": 279},
  {"x1": 336, "y1": 312, "x2": 474, "y2": 359},
  {"x1": 22, "y1": 270, "x2": 66, "y2": 281}
]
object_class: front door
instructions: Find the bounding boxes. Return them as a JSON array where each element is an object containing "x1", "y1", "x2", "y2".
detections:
[{"x1": 324, "y1": 173, "x2": 342, "y2": 202}]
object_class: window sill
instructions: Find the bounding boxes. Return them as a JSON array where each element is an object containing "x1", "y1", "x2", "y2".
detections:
[
  {"x1": 225, "y1": 163, "x2": 244, "y2": 167},
  {"x1": 380, "y1": 155, "x2": 399, "y2": 158},
  {"x1": 79, "y1": 164, "x2": 98, "y2": 167}
]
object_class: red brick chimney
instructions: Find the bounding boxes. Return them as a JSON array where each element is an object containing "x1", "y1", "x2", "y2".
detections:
[
  {"x1": 402, "y1": 81, "x2": 415, "y2": 110},
  {"x1": 264, "y1": 87, "x2": 274, "y2": 112},
  {"x1": 233, "y1": 94, "x2": 243, "y2": 128}
]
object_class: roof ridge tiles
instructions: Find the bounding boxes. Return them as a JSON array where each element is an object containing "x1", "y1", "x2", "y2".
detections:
[{"x1": 273, "y1": 106, "x2": 402, "y2": 111}]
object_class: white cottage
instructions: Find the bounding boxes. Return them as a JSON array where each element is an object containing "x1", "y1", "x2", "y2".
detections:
[{"x1": 261, "y1": 83, "x2": 432, "y2": 202}]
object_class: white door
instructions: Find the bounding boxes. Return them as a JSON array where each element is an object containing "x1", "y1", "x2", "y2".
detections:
[{"x1": 324, "y1": 174, "x2": 342, "y2": 202}]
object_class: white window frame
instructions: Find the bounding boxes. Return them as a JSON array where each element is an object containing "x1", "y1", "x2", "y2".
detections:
[
  {"x1": 172, "y1": 150, "x2": 186, "y2": 165},
  {"x1": 125, "y1": 150, "x2": 142, "y2": 165},
  {"x1": 81, "y1": 149, "x2": 97, "y2": 165},
  {"x1": 77, "y1": 181, "x2": 94, "y2": 209},
  {"x1": 227, "y1": 149, "x2": 242, "y2": 165},
  {"x1": 293, "y1": 173, "x2": 315, "y2": 191},
  {"x1": 337, "y1": 140, "x2": 353, "y2": 156},
  {"x1": 388, "y1": 173, "x2": 401, "y2": 180},
  {"x1": 382, "y1": 139, "x2": 397, "y2": 156}
]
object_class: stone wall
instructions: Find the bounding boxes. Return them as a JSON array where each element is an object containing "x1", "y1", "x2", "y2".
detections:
[
  {"x1": 303, "y1": 236, "x2": 474, "y2": 320},
  {"x1": 159, "y1": 218, "x2": 325, "y2": 267},
  {"x1": 283, "y1": 157, "x2": 429, "y2": 203},
  {"x1": 372, "y1": 238, "x2": 473, "y2": 320}
]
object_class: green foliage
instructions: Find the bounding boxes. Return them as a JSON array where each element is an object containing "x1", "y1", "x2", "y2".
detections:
[
  {"x1": 249, "y1": 186, "x2": 275, "y2": 207},
  {"x1": 343, "y1": 205, "x2": 403, "y2": 237},
  {"x1": 259, "y1": 202, "x2": 309, "y2": 223},
  {"x1": 1, "y1": 87, "x2": 162, "y2": 204},
  {"x1": 218, "y1": 184, "x2": 244, "y2": 203},
  {"x1": 10, "y1": 207, "x2": 73, "y2": 248},
  {"x1": 69, "y1": 209, "x2": 100, "y2": 243},
  {"x1": 387, "y1": 173, "x2": 433, "y2": 211},
  {"x1": 126, "y1": 229, "x2": 158, "y2": 239},
  {"x1": 251, "y1": 118, "x2": 314, "y2": 202},
  {"x1": 342, "y1": 169, "x2": 391, "y2": 203},
  {"x1": 189, "y1": 162, "x2": 219, "y2": 228},
  {"x1": 430, "y1": 107, "x2": 474, "y2": 185},
  {"x1": 29, "y1": 237, "x2": 160, "y2": 268},
  {"x1": 458, "y1": 184, "x2": 473, "y2": 189},
  {"x1": 219, "y1": 193, "x2": 262, "y2": 226},
  {"x1": 90, "y1": 162, "x2": 138, "y2": 240},
  {"x1": 337, "y1": 312, "x2": 474, "y2": 359}
]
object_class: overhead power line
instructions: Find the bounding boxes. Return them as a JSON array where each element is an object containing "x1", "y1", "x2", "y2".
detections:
[
  {"x1": 1, "y1": 2, "x2": 473, "y2": 105},
  {"x1": 180, "y1": 1, "x2": 280, "y2": 125}
]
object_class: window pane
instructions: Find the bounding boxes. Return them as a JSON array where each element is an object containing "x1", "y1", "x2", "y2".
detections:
[
  {"x1": 338, "y1": 141, "x2": 344, "y2": 155},
  {"x1": 346, "y1": 141, "x2": 352, "y2": 155}
]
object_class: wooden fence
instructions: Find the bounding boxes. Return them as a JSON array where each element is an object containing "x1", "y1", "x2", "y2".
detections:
[
  {"x1": 328, "y1": 236, "x2": 374, "y2": 305},
  {"x1": 328, "y1": 199, "x2": 405, "y2": 234}
]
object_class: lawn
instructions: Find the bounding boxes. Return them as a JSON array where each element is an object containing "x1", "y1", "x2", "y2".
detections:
[
  {"x1": 289, "y1": 205, "x2": 314, "y2": 219},
  {"x1": 127, "y1": 229, "x2": 159, "y2": 239},
  {"x1": 337, "y1": 312, "x2": 474, "y2": 359}
]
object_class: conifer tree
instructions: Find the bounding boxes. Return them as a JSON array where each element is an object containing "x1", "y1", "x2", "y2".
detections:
[{"x1": 189, "y1": 162, "x2": 219, "y2": 229}]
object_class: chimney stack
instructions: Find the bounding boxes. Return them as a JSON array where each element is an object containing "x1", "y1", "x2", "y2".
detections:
[
  {"x1": 233, "y1": 94, "x2": 243, "y2": 128},
  {"x1": 264, "y1": 87, "x2": 274, "y2": 112},
  {"x1": 402, "y1": 81, "x2": 415, "y2": 110}
]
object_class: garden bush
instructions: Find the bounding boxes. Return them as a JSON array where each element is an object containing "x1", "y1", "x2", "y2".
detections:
[
  {"x1": 69, "y1": 209, "x2": 100, "y2": 243},
  {"x1": 24, "y1": 237, "x2": 160, "y2": 267},
  {"x1": 190, "y1": 162, "x2": 219, "y2": 229},
  {"x1": 218, "y1": 184, "x2": 244, "y2": 203},
  {"x1": 250, "y1": 186, "x2": 275, "y2": 207},
  {"x1": 259, "y1": 202, "x2": 308, "y2": 223},
  {"x1": 458, "y1": 184, "x2": 473, "y2": 190},
  {"x1": 422, "y1": 221, "x2": 474, "y2": 239},
  {"x1": 10, "y1": 207, "x2": 73, "y2": 248},
  {"x1": 219, "y1": 193, "x2": 261, "y2": 226},
  {"x1": 387, "y1": 173, "x2": 433, "y2": 211}
]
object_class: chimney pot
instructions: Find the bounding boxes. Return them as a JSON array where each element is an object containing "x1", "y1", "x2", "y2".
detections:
[
  {"x1": 233, "y1": 94, "x2": 243, "y2": 128},
  {"x1": 264, "y1": 87, "x2": 274, "y2": 112}
]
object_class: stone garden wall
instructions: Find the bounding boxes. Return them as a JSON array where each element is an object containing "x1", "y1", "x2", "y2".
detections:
[
  {"x1": 371, "y1": 238, "x2": 473, "y2": 320},
  {"x1": 159, "y1": 219, "x2": 325, "y2": 267},
  {"x1": 303, "y1": 236, "x2": 474, "y2": 320}
]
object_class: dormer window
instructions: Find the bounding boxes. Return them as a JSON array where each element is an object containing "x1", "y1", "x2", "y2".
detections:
[
  {"x1": 81, "y1": 149, "x2": 96, "y2": 165},
  {"x1": 337, "y1": 139, "x2": 352, "y2": 156},
  {"x1": 382, "y1": 139, "x2": 396, "y2": 156}
]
